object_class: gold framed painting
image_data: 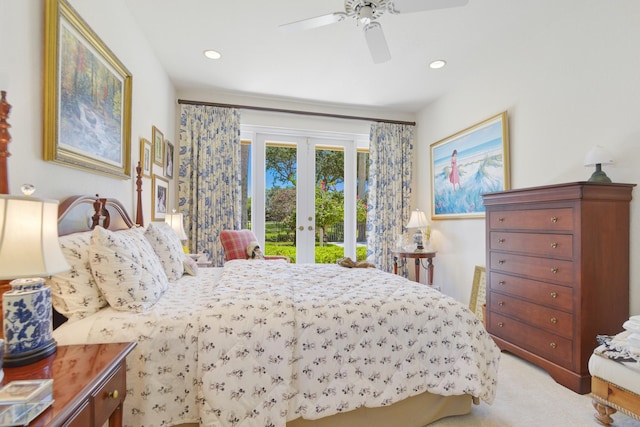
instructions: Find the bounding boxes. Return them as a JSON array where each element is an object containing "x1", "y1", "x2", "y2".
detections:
[
  {"x1": 152, "y1": 174, "x2": 169, "y2": 221},
  {"x1": 43, "y1": 0, "x2": 132, "y2": 179},
  {"x1": 152, "y1": 126, "x2": 164, "y2": 167},
  {"x1": 139, "y1": 138, "x2": 151, "y2": 178},
  {"x1": 430, "y1": 112, "x2": 509, "y2": 219}
]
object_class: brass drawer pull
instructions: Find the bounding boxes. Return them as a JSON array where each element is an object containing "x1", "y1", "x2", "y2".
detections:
[
  {"x1": 551, "y1": 267, "x2": 558, "y2": 274},
  {"x1": 550, "y1": 317, "x2": 557, "y2": 324},
  {"x1": 498, "y1": 281, "x2": 506, "y2": 286},
  {"x1": 550, "y1": 242, "x2": 558, "y2": 248},
  {"x1": 498, "y1": 260, "x2": 505, "y2": 265},
  {"x1": 498, "y1": 301, "x2": 505, "y2": 306},
  {"x1": 550, "y1": 216, "x2": 558, "y2": 223},
  {"x1": 498, "y1": 217, "x2": 505, "y2": 222},
  {"x1": 498, "y1": 238, "x2": 505, "y2": 244},
  {"x1": 550, "y1": 342, "x2": 557, "y2": 349},
  {"x1": 108, "y1": 390, "x2": 119, "y2": 399},
  {"x1": 550, "y1": 292, "x2": 558, "y2": 298},
  {"x1": 498, "y1": 322, "x2": 504, "y2": 327}
]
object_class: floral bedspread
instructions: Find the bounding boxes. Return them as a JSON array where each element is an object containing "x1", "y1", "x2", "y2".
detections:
[{"x1": 53, "y1": 261, "x2": 500, "y2": 427}]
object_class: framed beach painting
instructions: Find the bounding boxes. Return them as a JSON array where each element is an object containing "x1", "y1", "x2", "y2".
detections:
[
  {"x1": 430, "y1": 112, "x2": 510, "y2": 219},
  {"x1": 43, "y1": 0, "x2": 132, "y2": 179},
  {"x1": 152, "y1": 174, "x2": 169, "y2": 221}
]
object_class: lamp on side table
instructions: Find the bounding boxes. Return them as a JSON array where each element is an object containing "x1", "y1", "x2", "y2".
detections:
[{"x1": 0, "y1": 188, "x2": 70, "y2": 367}]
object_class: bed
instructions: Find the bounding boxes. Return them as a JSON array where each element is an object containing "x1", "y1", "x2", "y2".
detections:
[{"x1": 48, "y1": 194, "x2": 500, "y2": 427}]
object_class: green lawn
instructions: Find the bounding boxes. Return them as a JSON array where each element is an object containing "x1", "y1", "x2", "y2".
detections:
[{"x1": 265, "y1": 242, "x2": 367, "y2": 264}]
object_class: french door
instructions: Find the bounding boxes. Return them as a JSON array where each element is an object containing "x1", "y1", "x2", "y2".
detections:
[{"x1": 242, "y1": 126, "x2": 364, "y2": 264}]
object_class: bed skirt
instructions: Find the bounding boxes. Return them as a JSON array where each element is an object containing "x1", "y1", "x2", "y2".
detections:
[{"x1": 173, "y1": 391, "x2": 471, "y2": 427}]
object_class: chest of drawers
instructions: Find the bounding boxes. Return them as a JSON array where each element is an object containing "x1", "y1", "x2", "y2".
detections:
[{"x1": 483, "y1": 182, "x2": 635, "y2": 394}]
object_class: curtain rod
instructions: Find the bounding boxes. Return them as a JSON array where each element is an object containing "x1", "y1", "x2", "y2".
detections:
[{"x1": 177, "y1": 99, "x2": 416, "y2": 126}]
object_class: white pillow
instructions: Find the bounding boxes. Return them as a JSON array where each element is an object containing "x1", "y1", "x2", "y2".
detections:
[
  {"x1": 144, "y1": 222, "x2": 185, "y2": 280},
  {"x1": 89, "y1": 226, "x2": 169, "y2": 312},
  {"x1": 183, "y1": 254, "x2": 199, "y2": 276},
  {"x1": 47, "y1": 231, "x2": 108, "y2": 323}
]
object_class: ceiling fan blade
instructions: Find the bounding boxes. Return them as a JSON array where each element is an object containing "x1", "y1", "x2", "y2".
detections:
[
  {"x1": 390, "y1": 0, "x2": 469, "y2": 14},
  {"x1": 279, "y1": 12, "x2": 347, "y2": 32},
  {"x1": 363, "y1": 22, "x2": 391, "y2": 64}
]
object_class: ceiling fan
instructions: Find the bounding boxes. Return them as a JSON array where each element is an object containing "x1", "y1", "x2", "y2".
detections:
[{"x1": 279, "y1": 0, "x2": 469, "y2": 64}]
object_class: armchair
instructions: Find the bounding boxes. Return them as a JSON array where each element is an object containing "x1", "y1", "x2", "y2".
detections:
[{"x1": 219, "y1": 229, "x2": 289, "y2": 262}]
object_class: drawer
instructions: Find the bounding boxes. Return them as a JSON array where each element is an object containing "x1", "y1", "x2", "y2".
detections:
[
  {"x1": 488, "y1": 312, "x2": 573, "y2": 368},
  {"x1": 489, "y1": 272, "x2": 573, "y2": 312},
  {"x1": 488, "y1": 292, "x2": 573, "y2": 338},
  {"x1": 490, "y1": 231, "x2": 573, "y2": 258},
  {"x1": 93, "y1": 362, "x2": 126, "y2": 425},
  {"x1": 489, "y1": 252, "x2": 574, "y2": 284},
  {"x1": 488, "y1": 208, "x2": 574, "y2": 231}
]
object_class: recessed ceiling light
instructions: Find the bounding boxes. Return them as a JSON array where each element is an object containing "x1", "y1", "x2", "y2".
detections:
[
  {"x1": 429, "y1": 59, "x2": 446, "y2": 69},
  {"x1": 203, "y1": 50, "x2": 222, "y2": 60}
]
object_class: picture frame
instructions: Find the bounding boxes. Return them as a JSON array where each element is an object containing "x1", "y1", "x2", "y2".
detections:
[
  {"x1": 152, "y1": 174, "x2": 169, "y2": 221},
  {"x1": 152, "y1": 126, "x2": 164, "y2": 167},
  {"x1": 430, "y1": 112, "x2": 509, "y2": 219},
  {"x1": 469, "y1": 265, "x2": 486, "y2": 323},
  {"x1": 43, "y1": 0, "x2": 132, "y2": 179},
  {"x1": 139, "y1": 138, "x2": 151, "y2": 178},
  {"x1": 164, "y1": 140, "x2": 174, "y2": 179}
]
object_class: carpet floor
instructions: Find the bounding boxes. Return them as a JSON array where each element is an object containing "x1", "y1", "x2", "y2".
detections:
[{"x1": 430, "y1": 352, "x2": 640, "y2": 426}]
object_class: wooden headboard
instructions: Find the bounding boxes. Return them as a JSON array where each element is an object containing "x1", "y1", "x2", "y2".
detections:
[
  {"x1": 58, "y1": 163, "x2": 144, "y2": 235},
  {"x1": 57, "y1": 194, "x2": 137, "y2": 236}
]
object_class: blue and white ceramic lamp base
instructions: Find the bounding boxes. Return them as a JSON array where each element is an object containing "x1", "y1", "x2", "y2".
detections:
[{"x1": 2, "y1": 278, "x2": 57, "y2": 367}]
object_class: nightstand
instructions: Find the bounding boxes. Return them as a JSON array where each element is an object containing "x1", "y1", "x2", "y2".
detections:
[
  {"x1": 393, "y1": 250, "x2": 436, "y2": 285},
  {"x1": 3, "y1": 342, "x2": 136, "y2": 427}
]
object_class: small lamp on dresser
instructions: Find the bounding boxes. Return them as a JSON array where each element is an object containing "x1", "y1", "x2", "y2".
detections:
[
  {"x1": 406, "y1": 209, "x2": 430, "y2": 251},
  {"x1": 584, "y1": 145, "x2": 614, "y2": 183},
  {"x1": 0, "y1": 187, "x2": 70, "y2": 367}
]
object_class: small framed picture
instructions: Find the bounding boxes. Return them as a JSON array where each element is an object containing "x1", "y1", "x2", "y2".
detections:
[
  {"x1": 165, "y1": 140, "x2": 174, "y2": 179},
  {"x1": 152, "y1": 174, "x2": 169, "y2": 221},
  {"x1": 139, "y1": 138, "x2": 151, "y2": 178},
  {"x1": 152, "y1": 126, "x2": 164, "y2": 166}
]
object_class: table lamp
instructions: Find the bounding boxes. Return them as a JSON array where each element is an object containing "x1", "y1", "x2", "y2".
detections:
[
  {"x1": 0, "y1": 189, "x2": 70, "y2": 367},
  {"x1": 165, "y1": 209, "x2": 188, "y2": 252},
  {"x1": 406, "y1": 209, "x2": 430, "y2": 251},
  {"x1": 584, "y1": 145, "x2": 614, "y2": 183}
]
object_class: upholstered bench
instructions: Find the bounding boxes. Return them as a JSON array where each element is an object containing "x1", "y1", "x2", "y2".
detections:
[{"x1": 589, "y1": 346, "x2": 640, "y2": 425}]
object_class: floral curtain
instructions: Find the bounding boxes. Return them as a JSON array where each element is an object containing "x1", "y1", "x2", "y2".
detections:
[
  {"x1": 366, "y1": 122, "x2": 414, "y2": 273},
  {"x1": 178, "y1": 104, "x2": 241, "y2": 266}
]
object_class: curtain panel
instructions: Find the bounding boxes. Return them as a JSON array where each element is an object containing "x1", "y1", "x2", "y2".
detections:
[
  {"x1": 366, "y1": 122, "x2": 415, "y2": 273},
  {"x1": 178, "y1": 105, "x2": 242, "y2": 265}
]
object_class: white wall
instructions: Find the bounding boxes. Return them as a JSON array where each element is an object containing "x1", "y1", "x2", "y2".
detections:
[
  {"x1": 416, "y1": 1, "x2": 640, "y2": 315},
  {"x1": 1, "y1": 0, "x2": 176, "y2": 219}
]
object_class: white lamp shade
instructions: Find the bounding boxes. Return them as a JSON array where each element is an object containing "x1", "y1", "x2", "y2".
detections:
[
  {"x1": 0, "y1": 195, "x2": 70, "y2": 279},
  {"x1": 406, "y1": 209, "x2": 429, "y2": 229},
  {"x1": 584, "y1": 145, "x2": 614, "y2": 167},
  {"x1": 165, "y1": 212, "x2": 187, "y2": 240}
]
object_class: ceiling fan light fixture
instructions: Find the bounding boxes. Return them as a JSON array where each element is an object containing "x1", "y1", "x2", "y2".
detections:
[
  {"x1": 203, "y1": 50, "x2": 222, "y2": 60},
  {"x1": 358, "y1": 5, "x2": 374, "y2": 25},
  {"x1": 429, "y1": 59, "x2": 446, "y2": 69}
]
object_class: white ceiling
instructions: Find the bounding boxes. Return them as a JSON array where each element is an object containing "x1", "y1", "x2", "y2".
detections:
[{"x1": 123, "y1": 0, "x2": 577, "y2": 113}]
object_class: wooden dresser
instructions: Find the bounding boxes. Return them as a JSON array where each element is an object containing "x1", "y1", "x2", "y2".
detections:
[{"x1": 483, "y1": 182, "x2": 635, "y2": 394}]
